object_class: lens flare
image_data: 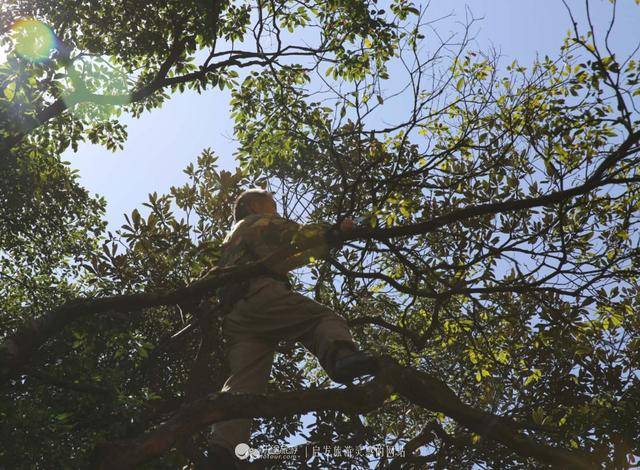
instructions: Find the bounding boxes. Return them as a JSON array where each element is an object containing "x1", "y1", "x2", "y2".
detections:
[{"x1": 12, "y1": 19, "x2": 56, "y2": 62}]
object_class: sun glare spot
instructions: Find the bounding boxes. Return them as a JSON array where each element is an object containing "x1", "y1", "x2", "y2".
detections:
[{"x1": 12, "y1": 19, "x2": 57, "y2": 62}]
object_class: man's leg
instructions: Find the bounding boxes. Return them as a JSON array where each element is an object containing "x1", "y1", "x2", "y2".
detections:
[
  {"x1": 209, "y1": 338, "x2": 276, "y2": 454},
  {"x1": 295, "y1": 306, "x2": 361, "y2": 381}
]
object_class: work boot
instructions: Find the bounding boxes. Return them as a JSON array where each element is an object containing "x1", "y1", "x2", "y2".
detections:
[
  {"x1": 197, "y1": 443, "x2": 238, "y2": 470},
  {"x1": 331, "y1": 350, "x2": 379, "y2": 385}
]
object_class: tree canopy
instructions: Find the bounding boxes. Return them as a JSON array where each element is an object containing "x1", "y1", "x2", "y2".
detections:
[{"x1": 1, "y1": 0, "x2": 639, "y2": 468}]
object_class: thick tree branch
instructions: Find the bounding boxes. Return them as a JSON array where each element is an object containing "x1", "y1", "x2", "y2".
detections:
[{"x1": 90, "y1": 356, "x2": 598, "y2": 470}]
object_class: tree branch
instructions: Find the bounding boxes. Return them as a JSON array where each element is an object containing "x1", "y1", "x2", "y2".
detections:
[{"x1": 89, "y1": 356, "x2": 598, "y2": 470}]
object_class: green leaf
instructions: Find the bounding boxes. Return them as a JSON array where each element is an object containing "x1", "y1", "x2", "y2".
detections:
[
  {"x1": 132, "y1": 209, "x2": 141, "y2": 226},
  {"x1": 55, "y1": 412, "x2": 73, "y2": 421},
  {"x1": 524, "y1": 369, "x2": 542, "y2": 386},
  {"x1": 3, "y1": 82, "x2": 16, "y2": 100}
]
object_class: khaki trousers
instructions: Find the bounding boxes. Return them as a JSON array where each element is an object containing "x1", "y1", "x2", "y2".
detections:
[{"x1": 209, "y1": 276, "x2": 358, "y2": 453}]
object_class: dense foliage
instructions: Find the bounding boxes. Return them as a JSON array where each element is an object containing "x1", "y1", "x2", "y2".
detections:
[{"x1": 1, "y1": 0, "x2": 639, "y2": 468}]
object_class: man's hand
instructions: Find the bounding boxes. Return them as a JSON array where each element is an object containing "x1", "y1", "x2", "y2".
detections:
[
  {"x1": 325, "y1": 217, "x2": 356, "y2": 246},
  {"x1": 339, "y1": 217, "x2": 356, "y2": 231}
]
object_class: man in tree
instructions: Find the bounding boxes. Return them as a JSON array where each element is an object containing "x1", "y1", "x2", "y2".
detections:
[{"x1": 201, "y1": 188, "x2": 379, "y2": 469}]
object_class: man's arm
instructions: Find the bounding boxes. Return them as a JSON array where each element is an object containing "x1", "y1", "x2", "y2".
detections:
[{"x1": 244, "y1": 214, "x2": 354, "y2": 274}]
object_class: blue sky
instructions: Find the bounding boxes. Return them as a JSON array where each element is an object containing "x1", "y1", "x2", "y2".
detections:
[{"x1": 63, "y1": 0, "x2": 639, "y2": 231}]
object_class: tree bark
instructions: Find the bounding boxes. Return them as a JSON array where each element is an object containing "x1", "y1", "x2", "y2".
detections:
[{"x1": 90, "y1": 356, "x2": 598, "y2": 470}]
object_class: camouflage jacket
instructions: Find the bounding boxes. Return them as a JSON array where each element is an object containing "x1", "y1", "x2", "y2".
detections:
[{"x1": 216, "y1": 213, "x2": 333, "y2": 297}]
